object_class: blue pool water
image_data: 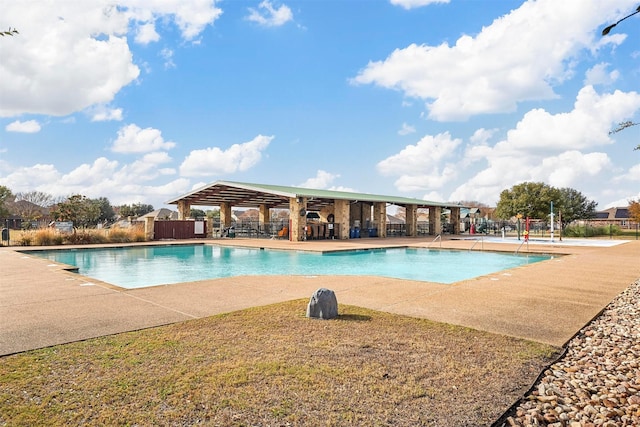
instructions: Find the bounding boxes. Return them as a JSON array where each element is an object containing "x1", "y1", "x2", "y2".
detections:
[{"x1": 28, "y1": 245, "x2": 551, "y2": 289}]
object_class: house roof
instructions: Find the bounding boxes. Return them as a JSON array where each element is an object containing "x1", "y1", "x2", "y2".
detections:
[
  {"x1": 593, "y1": 207, "x2": 630, "y2": 220},
  {"x1": 136, "y1": 208, "x2": 178, "y2": 221},
  {"x1": 166, "y1": 180, "x2": 460, "y2": 211}
]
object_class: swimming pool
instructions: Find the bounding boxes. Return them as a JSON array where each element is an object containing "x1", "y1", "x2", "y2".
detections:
[{"x1": 27, "y1": 244, "x2": 552, "y2": 289}]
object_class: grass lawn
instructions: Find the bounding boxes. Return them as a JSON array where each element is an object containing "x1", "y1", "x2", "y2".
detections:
[{"x1": 0, "y1": 300, "x2": 558, "y2": 426}]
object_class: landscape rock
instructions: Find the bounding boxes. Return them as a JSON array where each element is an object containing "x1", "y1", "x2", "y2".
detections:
[
  {"x1": 306, "y1": 288, "x2": 338, "y2": 320},
  {"x1": 500, "y1": 279, "x2": 640, "y2": 427}
]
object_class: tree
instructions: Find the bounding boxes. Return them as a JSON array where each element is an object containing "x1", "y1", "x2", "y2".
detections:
[
  {"x1": 0, "y1": 186, "x2": 15, "y2": 218},
  {"x1": 495, "y1": 182, "x2": 597, "y2": 227},
  {"x1": 91, "y1": 197, "x2": 116, "y2": 224},
  {"x1": 0, "y1": 27, "x2": 19, "y2": 37},
  {"x1": 50, "y1": 195, "x2": 101, "y2": 228},
  {"x1": 118, "y1": 203, "x2": 154, "y2": 218},
  {"x1": 190, "y1": 208, "x2": 206, "y2": 218},
  {"x1": 495, "y1": 182, "x2": 561, "y2": 222},
  {"x1": 609, "y1": 121, "x2": 640, "y2": 150},
  {"x1": 13, "y1": 191, "x2": 54, "y2": 222},
  {"x1": 15, "y1": 191, "x2": 54, "y2": 207},
  {"x1": 629, "y1": 200, "x2": 640, "y2": 224},
  {"x1": 556, "y1": 187, "x2": 597, "y2": 227}
]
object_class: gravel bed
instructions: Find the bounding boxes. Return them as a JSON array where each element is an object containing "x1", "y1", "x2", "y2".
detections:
[{"x1": 499, "y1": 279, "x2": 640, "y2": 427}]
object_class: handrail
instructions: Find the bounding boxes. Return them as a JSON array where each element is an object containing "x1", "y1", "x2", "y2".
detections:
[
  {"x1": 468, "y1": 237, "x2": 483, "y2": 251},
  {"x1": 514, "y1": 239, "x2": 528, "y2": 254},
  {"x1": 427, "y1": 234, "x2": 442, "y2": 248}
]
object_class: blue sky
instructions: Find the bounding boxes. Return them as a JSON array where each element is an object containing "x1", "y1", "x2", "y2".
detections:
[{"x1": 1, "y1": 0, "x2": 639, "y2": 211}]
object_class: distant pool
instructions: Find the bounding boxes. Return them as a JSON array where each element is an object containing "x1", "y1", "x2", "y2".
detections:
[{"x1": 27, "y1": 245, "x2": 552, "y2": 289}]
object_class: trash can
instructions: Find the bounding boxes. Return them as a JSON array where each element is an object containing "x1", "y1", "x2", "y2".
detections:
[{"x1": 1, "y1": 228, "x2": 8, "y2": 242}]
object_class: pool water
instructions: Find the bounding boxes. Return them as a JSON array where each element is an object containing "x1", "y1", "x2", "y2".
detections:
[{"x1": 29, "y1": 245, "x2": 552, "y2": 289}]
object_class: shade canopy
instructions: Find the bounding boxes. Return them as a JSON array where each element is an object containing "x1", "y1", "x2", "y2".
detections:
[{"x1": 166, "y1": 180, "x2": 458, "y2": 211}]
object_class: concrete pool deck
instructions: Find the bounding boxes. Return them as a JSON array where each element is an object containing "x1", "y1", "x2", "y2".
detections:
[{"x1": 1, "y1": 237, "x2": 639, "y2": 355}]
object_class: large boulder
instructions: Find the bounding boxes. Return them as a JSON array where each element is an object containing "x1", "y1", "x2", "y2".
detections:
[{"x1": 306, "y1": 288, "x2": 338, "y2": 320}]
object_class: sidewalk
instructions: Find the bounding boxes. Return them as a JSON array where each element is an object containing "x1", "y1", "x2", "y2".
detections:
[{"x1": 2, "y1": 238, "x2": 639, "y2": 355}]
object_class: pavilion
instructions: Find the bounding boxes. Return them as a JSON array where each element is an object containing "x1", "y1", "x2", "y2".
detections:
[{"x1": 166, "y1": 180, "x2": 462, "y2": 241}]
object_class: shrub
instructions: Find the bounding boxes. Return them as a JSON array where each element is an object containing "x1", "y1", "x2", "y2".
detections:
[
  {"x1": 16, "y1": 232, "x2": 33, "y2": 246},
  {"x1": 64, "y1": 230, "x2": 108, "y2": 245},
  {"x1": 129, "y1": 226, "x2": 147, "y2": 242},
  {"x1": 106, "y1": 228, "x2": 131, "y2": 243},
  {"x1": 10, "y1": 226, "x2": 147, "y2": 246},
  {"x1": 33, "y1": 229, "x2": 58, "y2": 246},
  {"x1": 564, "y1": 224, "x2": 621, "y2": 237}
]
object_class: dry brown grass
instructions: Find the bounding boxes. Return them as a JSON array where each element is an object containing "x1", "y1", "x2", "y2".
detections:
[
  {"x1": 8, "y1": 226, "x2": 146, "y2": 246},
  {"x1": 0, "y1": 300, "x2": 558, "y2": 426}
]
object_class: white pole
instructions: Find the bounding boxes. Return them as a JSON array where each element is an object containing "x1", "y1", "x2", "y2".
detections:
[{"x1": 550, "y1": 201, "x2": 554, "y2": 242}]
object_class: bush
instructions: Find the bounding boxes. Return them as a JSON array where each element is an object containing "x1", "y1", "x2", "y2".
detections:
[
  {"x1": 16, "y1": 233, "x2": 33, "y2": 246},
  {"x1": 33, "y1": 229, "x2": 62, "y2": 246},
  {"x1": 64, "y1": 230, "x2": 108, "y2": 245},
  {"x1": 564, "y1": 224, "x2": 621, "y2": 237}
]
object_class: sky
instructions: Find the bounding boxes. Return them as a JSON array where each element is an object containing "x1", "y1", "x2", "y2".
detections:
[{"x1": 1, "y1": 0, "x2": 639, "y2": 212}]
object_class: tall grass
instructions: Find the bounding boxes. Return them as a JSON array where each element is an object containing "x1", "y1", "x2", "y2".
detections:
[{"x1": 15, "y1": 226, "x2": 147, "y2": 246}]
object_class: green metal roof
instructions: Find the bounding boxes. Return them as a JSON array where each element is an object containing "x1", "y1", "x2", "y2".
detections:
[{"x1": 166, "y1": 180, "x2": 458, "y2": 210}]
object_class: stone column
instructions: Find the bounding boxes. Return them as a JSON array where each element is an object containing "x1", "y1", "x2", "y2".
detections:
[
  {"x1": 219, "y1": 202, "x2": 232, "y2": 229},
  {"x1": 334, "y1": 199, "x2": 350, "y2": 239},
  {"x1": 205, "y1": 218, "x2": 214, "y2": 238},
  {"x1": 177, "y1": 200, "x2": 190, "y2": 220},
  {"x1": 373, "y1": 202, "x2": 386, "y2": 238},
  {"x1": 450, "y1": 206, "x2": 461, "y2": 235},
  {"x1": 429, "y1": 206, "x2": 442, "y2": 235},
  {"x1": 259, "y1": 204, "x2": 269, "y2": 235},
  {"x1": 144, "y1": 216, "x2": 154, "y2": 241},
  {"x1": 289, "y1": 197, "x2": 307, "y2": 241},
  {"x1": 406, "y1": 204, "x2": 417, "y2": 237}
]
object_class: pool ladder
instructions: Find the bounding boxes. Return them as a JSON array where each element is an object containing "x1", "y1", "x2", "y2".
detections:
[
  {"x1": 427, "y1": 234, "x2": 442, "y2": 248},
  {"x1": 514, "y1": 239, "x2": 528, "y2": 254},
  {"x1": 468, "y1": 237, "x2": 483, "y2": 251}
]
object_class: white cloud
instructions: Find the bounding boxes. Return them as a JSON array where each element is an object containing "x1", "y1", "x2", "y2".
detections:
[
  {"x1": 111, "y1": 124, "x2": 177, "y2": 153},
  {"x1": 469, "y1": 128, "x2": 497, "y2": 145},
  {"x1": 535, "y1": 151, "x2": 611, "y2": 188},
  {"x1": 0, "y1": 157, "x2": 190, "y2": 207},
  {"x1": 90, "y1": 106, "x2": 123, "y2": 122},
  {"x1": 422, "y1": 191, "x2": 445, "y2": 202},
  {"x1": 179, "y1": 134, "x2": 273, "y2": 177},
  {"x1": 352, "y1": 0, "x2": 629, "y2": 121},
  {"x1": 614, "y1": 163, "x2": 640, "y2": 182},
  {"x1": 298, "y1": 170, "x2": 340, "y2": 189},
  {"x1": 390, "y1": 0, "x2": 449, "y2": 10},
  {"x1": 448, "y1": 85, "x2": 640, "y2": 205},
  {"x1": 604, "y1": 192, "x2": 640, "y2": 209},
  {"x1": 377, "y1": 132, "x2": 462, "y2": 193},
  {"x1": 0, "y1": 0, "x2": 222, "y2": 117},
  {"x1": 377, "y1": 132, "x2": 461, "y2": 176},
  {"x1": 584, "y1": 63, "x2": 619, "y2": 86},
  {"x1": 0, "y1": 164, "x2": 61, "y2": 192},
  {"x1": 5, "y1": 120, "x2": 41, "y2": 133},
  {"x1": 135, "y1": 22, "x2": 160, "y2": 44},
  {"x1": 501, "y1": 86, "x2": 640, "y2": 152},
  {"x1": 246, "y1": 1, "x2": 293, "y2": 27},
  {"x1": 160, "y1": 48, "x2": 176, "y2": 69},
  {"x1": 58, "y1": 157, "x2": 120, "y2": 187},
  {"x1": 124, "y1": 1, "x2": 222, "y2": 41},
  {"x1": 398, "y1": 122, "x2": 416, "y2": 135}
]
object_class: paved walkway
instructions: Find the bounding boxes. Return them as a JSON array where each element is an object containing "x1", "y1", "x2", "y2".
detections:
[{"x1": 1, "y1": 237, "x2": 639, "y2": 355}]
